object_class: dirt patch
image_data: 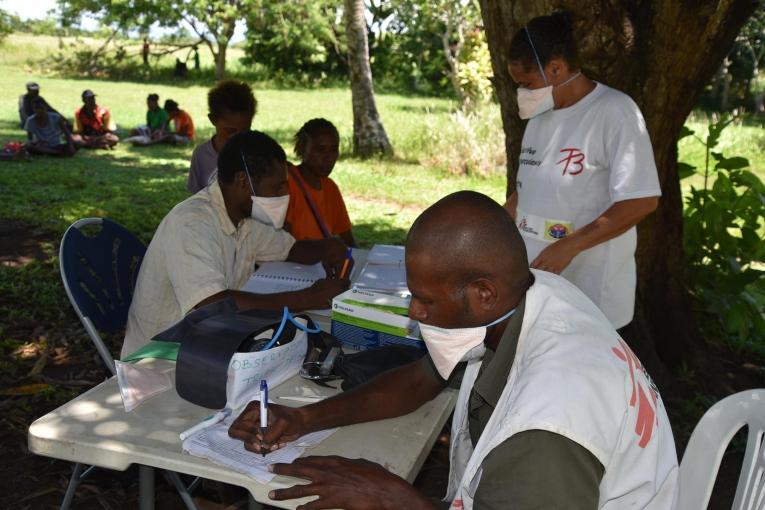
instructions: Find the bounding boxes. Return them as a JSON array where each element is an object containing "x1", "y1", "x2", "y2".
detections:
[{"x1": 0, "y1": 219, "x2": 58, "y2": 267}]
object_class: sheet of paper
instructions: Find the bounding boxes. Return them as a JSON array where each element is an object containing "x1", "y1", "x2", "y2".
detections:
[
  {"x1": 183, "y1": 417, "x2": 337, "y2": 483},
  {"x1": 366, "y1": 244, "x2": 405, "y2": 266},
  {"x1": 354, "y1": 264, "x2": 408, "y2": 293}
]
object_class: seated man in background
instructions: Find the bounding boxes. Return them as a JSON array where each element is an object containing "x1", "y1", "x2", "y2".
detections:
[
  {"x1": 74, "y1": 89, "x2": 119, "y2": 149},
  {"x1": 122, "y1": 130, "x2": 349, "y2": 358},
  {"x1": 230, "y1": 191, "x2": 678, "y2": 510},
  {"x1": 18, "y1": 82, "x2": 66, "y2": 129},
  {"x1": 127, "y1": 93, "x2": 169, "y2": 145},
  {"x1": 24, "y1": 97, "x2": 78, "y2": 157},
  {"x1": 187, "y1": 80, "x2": 256, "y2": 193}
]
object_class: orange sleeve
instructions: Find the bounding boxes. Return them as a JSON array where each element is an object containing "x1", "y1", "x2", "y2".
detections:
[
  {"x1": 286, "y1": 170, "x2": 324, "y2": 241},
  {"x1": 321, "y1": 177, "x2": 352, "y2": 235}
]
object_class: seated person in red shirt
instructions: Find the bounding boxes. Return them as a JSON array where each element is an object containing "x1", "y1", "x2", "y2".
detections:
[
  {"x1": 24, "y1": 97, "x2": 79, "y2": 157},
  {"x1": 285, "y1": 119, "x2": 355, "y2": 247},
  {"x1": 151, "y1": 99, "x2": 195, "y2": 145},
  {"x1": 73, "y1": 89, "x2": 119, "y2": 149}
]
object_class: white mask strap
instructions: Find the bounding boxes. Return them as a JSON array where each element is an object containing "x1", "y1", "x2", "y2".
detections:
[
  {"x1": 240, "y1": 151, "x2": 257, "y2": 195},
  {"x1": 524, "y1": 26, "x2": 548, "y2": 86}
]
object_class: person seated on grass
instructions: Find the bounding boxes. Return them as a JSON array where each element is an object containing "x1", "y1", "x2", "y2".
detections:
[
  {"x1": 148, "y1": 99, "x2": 195, "y2": 146},
  {"x1": 122, "y1": 130, "x2": 350, "y2": 358},
  {"x1": 187, "y1": 80, "x2": 256, "y2": 193},
  {"x1": 229, "y1": 191, "x2": 679, "y2": 510},
  {"x1": 74, "y1": 89, "x2": 119, "y2": 149},
  {"x1": 284, "y1": 119, "x2": 355, "y2": 247},
  {"x1": 19, "y1": 82, "x2": 65, "y2": 129},
  {"x1": 127, "y1": 93, "x2": 169, "y2": 144},
  {"x1": 24, "y1": 97, "x2": 79, "y2": 157}
]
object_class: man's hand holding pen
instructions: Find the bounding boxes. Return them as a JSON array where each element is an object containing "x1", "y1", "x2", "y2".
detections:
[{"x1": 228, "y1": 401, "x2": 308, "y2": 454}]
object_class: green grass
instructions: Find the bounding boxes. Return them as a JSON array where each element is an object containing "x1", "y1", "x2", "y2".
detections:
[{"x1": 0, "y1": 34, "x2": 507, "y2": 247}]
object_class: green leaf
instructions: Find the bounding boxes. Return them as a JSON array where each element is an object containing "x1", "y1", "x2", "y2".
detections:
[
  {"x1": 707, "y1": 116, "x2": 734, "y2": 148},
  {"x1": 678, "y1": 125, "x2": 695, "y2": 141},
  {"x1": 714, "y1": 155, "x2": 749, "y2": 170},
  {"x1": 677, "y1": 162, "x2": 696, "y2": 179}
]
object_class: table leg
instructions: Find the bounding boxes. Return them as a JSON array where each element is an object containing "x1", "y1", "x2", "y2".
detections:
[{"x1": 139, "y1": 465, "x2": 155, "y2": 510}]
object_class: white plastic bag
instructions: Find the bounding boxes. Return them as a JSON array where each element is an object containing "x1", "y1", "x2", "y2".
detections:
[{"x1": 115, "y1": 360, "x2": 173, "y2": 412}]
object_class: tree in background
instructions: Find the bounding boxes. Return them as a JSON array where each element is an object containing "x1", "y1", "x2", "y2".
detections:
[
  {"x1": 477, "y1": 0, "x2": 760, "y2": 374},
  {"x1": 345, "y1": 0, "x2": 392, "y2": 157},
  {"x1": 58, "y1": 0, "x2": 246, "y2": 79},
  {"x1": 244, "y1": 0, "x2": 346, "y2": 83},
  {"x1": 0, "y1": 9, "x2": 17, "y2": 43}
]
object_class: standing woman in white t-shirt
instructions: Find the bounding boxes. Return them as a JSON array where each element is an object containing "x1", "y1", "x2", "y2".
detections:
[{"x1": 504, "y1": 12, "x2": 661, "y2": 329}]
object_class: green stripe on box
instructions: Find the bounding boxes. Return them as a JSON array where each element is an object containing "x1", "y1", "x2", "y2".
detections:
[
  {"x1": 331, "y1": 312, "x2": 411, "y2": 338},
  {"x1": 342, "y1": 299, "x2": 409, "y2": 316}
]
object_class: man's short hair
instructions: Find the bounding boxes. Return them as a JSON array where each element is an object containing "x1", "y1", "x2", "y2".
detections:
[
  {"x1": 208, "y1": 80, "x2": 257, "y2": 120},
  {"x1": 26, "y1": 82, "x2": 40, "y2": 91},
  {"x1": 164, "y1": 99, "x2": 179, "y2": 112},
  {"x1": 217, "y1": 130, "x2": 286, "y2": 185},
  {"x1": 147, "y1": 93, "x2": 159, "y2": 102},
  {"x1": 81, "y1": 89, "x2": 96, "y2": 100}
]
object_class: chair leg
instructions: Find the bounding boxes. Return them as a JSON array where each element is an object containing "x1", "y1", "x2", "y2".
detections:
[
  {"x1": 165, "y1": 471, "x2": 199, "y2": 510},
  {"x1": 139, "y1": 465, "x2": 155, "y2": 510},
  {"x1": 60, "y1": 462, "x2": 85, "y2": 510}
]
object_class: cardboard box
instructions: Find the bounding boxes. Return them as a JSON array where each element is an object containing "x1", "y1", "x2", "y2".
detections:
[{"x1": 331, "y1": 288, "x2": 423, "y2": 351}]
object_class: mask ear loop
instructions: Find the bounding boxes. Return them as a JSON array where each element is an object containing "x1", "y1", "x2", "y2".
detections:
[
  {"x1": 524, "y1": 26, "x2": 548, "y2": 86},
  {"x1": 240, "y1": 151, "x2": 257, "y2": 196},
  {"x1": 260, "y1": 307, "x2": 322, "y2": 351}
]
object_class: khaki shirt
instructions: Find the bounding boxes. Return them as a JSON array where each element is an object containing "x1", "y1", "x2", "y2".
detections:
[{"x1": 122, "y1": 180, "x2": 295, "y2": 358}]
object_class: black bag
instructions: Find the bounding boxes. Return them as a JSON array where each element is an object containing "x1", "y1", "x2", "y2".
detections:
[
  {"x1": 334, "y1": 344, "x2": 425, "y2": 391},
  {"x1": 153, "y1": 299, "x2": 319, "y2": 409}
]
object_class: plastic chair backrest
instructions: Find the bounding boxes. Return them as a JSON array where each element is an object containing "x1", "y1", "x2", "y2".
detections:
[
  {"x1": 59, "y1": 218, "x2": 146, "y2": 375},
  {"x1": 677, "y1": 389, "x2": 765, "y2": 510}
]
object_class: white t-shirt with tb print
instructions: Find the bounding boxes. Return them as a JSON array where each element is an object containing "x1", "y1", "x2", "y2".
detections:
[{"x1": 515, "y1": 83, "x2": 661, "y2": 328}]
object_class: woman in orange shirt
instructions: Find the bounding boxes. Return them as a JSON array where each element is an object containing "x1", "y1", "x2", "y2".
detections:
[
  {"x1": 151, "y1": 99, "x2": 195, "y2": 145},
  {"x1": 285, "y1": 119, "x2": 355, "y2": 247}
]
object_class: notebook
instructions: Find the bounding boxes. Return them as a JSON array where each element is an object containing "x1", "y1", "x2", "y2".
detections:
[
  {"x1": 241, "y1": 261, "x2": 326, "y2": 295},
  {"x1": 241, "y1": 260, "x2": 332, "y2": 316}
]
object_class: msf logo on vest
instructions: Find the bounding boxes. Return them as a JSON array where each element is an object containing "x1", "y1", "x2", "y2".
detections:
[{"x1": 556, "y1": 148, "x2": 585, "y2": 176}]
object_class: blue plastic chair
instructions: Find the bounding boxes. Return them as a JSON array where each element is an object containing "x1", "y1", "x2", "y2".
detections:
[{"x1": 59, "y1": 217, "x2": 200, "y2": 510}]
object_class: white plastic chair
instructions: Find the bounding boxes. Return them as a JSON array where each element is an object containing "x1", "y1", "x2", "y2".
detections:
[{"x1": 677, "y1": 389, "x2": 765, "y2": 510}]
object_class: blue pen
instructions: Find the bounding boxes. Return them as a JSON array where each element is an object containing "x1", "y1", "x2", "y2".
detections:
[{"x1": 260, "y1": 379, "x2": 268, "y2": 457}]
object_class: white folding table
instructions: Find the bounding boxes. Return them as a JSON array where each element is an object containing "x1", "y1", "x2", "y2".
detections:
[{"x1": 28, "y1": 359, "x2": 455, "y2": 509}]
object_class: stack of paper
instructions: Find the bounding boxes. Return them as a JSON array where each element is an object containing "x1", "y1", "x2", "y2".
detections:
[
  {"x1": 183, "y1": 415, "x2": 337, "y2": 483},
  {"x1": 354, "y1": 245, "x2": 408, "y2": 294}
]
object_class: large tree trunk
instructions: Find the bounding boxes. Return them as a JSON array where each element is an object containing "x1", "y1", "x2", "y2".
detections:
[
  {"x1": 344, "y1": 0, "x2": 393, "y2": 157},
  {"x1": 477, "y1": 0, "x2": 758, "y2": 374}
]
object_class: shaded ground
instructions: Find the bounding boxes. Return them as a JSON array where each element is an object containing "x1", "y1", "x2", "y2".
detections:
[{"x1": 0, "y1": 219, "x2": 761, "y2": 509}]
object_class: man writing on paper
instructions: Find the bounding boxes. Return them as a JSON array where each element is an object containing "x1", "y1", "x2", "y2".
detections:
[
  {"x1": 122, "y1": 131, "x2": 349, "y2": 358},
  {"x1": 229, "y1": 191, "x2": 678, "y2": 509}
]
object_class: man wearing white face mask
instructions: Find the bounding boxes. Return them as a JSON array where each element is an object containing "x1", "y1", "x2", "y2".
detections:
[
  {"x1": 505, "y1": 12, "x2": 661, "y2": 332},
  {"x1": 229, "y1": 191, "x2": 678, "y2": 510},
  {"x1": 122, "y1": 130, "x2": 349, "y2": 358}
]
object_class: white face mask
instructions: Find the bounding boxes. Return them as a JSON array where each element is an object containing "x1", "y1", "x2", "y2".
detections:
[
  {"x1": 419, "y1": 307, "x2": 516, "y2": 380},
  {"x1": 516, "y1": 26, "x2": 580, "y2": 120},
  {"x1": 517, "y1": 85, "x2": 554, "y2": 120},
  {"x1": 242, "y1": 152, "x2": 289, "y2": 228},
  {"x1": 251, "y1": 195, "x2": 289, "y2": 228}
]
